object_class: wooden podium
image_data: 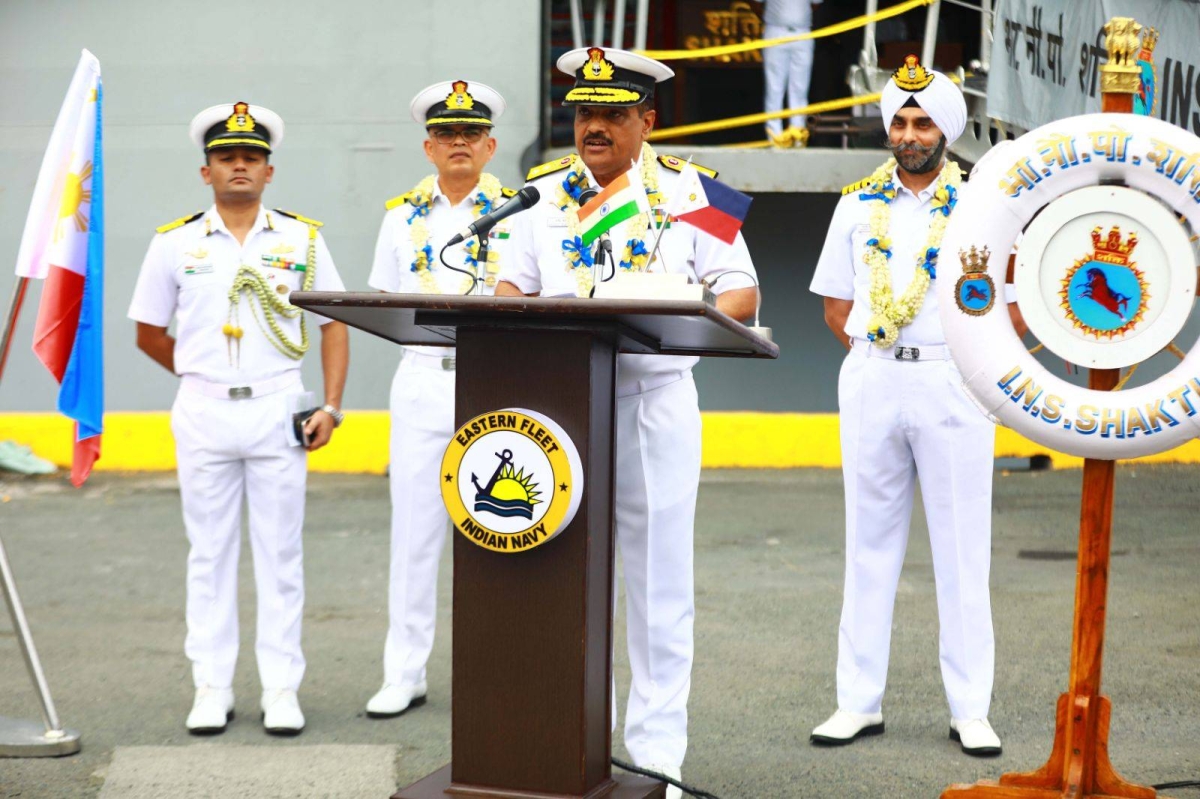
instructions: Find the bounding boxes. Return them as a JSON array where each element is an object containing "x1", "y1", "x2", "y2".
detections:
[{"x1": 291, "y1": 292, "x2": 778, "y2": 799}]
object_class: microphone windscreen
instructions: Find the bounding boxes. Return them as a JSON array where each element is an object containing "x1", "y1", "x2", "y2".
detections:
[{"x1": 517, "y1": 186, "x2": 540, "y2": 208}]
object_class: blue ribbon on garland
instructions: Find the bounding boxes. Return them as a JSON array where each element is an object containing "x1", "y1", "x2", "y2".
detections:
[
  {"x1": 409, "y1": 242, "x2": 433, "y2": 273},
  {"x1": 407, "y1": 202, "x2": 430, "y2": 223},
  {"x1": 930, "y1": 183, "x2": 958, "y2": 217},
  {"x1": 620, "y1": 239, "x2": 649, "y2": 270},
  {"x1": 473, "y1": 191, "x2": 494, "y2": 217},
  {"x1": 866, "y1": 237, "x2": 892, "y2": 259},
  {"x1": 920, "y1": 247, "x2": 939, "y2": 279},
  {"x1": 562, "y1": 236, "x2": 594, "y2": 268},
  {"x1": 866, "y1": 326, "x2": 886, "y2": 343},
  {"x1": 858, "y1": 182, "x2": 896, "y2": 203},
  {"x1": 561, "y1": 169, "x2": 588, "y2": 205}
]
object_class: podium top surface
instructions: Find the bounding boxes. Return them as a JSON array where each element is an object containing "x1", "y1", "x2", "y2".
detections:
[{"x1": 291, "y1": 292, "x2": 779, "y2": 359}]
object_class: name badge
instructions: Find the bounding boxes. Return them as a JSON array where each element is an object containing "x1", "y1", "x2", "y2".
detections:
[
  {"x1": 546, "y1": 215, "x2": 568, "y2": 228},
  {"x1": 184, "y1": 263, "x2": 213, "y2": 276}
]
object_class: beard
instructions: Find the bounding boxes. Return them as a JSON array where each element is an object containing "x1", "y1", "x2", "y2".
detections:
[{"x1": 887, "y1": 135, "x2": 947, "y2": 175}]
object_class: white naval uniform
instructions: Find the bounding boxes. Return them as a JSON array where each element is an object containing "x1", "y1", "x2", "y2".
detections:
[
  {"x1": 504, "y1": 156, "x2": 757, "y2": 769},
  {"x1": 757, "y1": 0, "x2": 822, "y2": 134},
  {"x1": 809, "y1": 169, "x2": 996, "y2": 721},
  {"x1": 367, "y1": 180, "x2": 509, "y2": 689},
  {"x1": 128, "y1": 205, "x2": 345, "y2": 692}
]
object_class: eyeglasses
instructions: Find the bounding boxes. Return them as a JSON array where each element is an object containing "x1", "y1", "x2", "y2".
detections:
[{"x1": 430, "y1": 127, "x2": 487, "y2": 144}]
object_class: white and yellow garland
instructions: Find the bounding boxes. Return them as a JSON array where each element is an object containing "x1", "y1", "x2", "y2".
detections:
[
  {"x1": 860, "y1": 156, "x2": 962, "y2": 347},
  {"x1": 406, "y1": 173, "x2": 505, "y2": 294},
  {"x1": 555, "y1": 142, "x2": 664, "y2": 297}
]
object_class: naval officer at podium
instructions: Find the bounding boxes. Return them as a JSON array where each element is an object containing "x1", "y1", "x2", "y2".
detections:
[{"x1": 496, "y1": 46, "x2": 759, "y2": 799}]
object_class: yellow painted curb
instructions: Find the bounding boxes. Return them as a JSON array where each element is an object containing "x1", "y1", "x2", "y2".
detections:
[{"x1": 1, "y1": 411, "x2": 1198, "y2": 473}]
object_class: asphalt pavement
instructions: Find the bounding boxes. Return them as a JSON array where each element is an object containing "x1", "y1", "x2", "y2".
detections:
[{"x1": 0, "y1": 466, "x2": 1197, "y2": 798}]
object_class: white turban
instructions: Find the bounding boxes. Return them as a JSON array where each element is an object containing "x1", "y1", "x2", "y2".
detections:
[{"x1": 880, "y1": 57, "x2": 967, "y2": 144}]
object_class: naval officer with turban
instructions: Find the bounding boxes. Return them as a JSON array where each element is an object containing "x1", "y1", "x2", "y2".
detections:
[{"x1": 808, "y1": 56, "x2": 1004, "y2": 756}]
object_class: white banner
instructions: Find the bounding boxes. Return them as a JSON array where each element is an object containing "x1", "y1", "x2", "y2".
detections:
[{"x1": 988, "y1": 0, "x2": 1200, "y2": 133}]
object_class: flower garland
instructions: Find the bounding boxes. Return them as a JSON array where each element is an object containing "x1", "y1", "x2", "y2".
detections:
[
  {"x1": 860, "y1": 157, "x2": 962, "y2": 348},
  {"x1": 555, "y1": 142, "x2": 663, "y2": 297},
  {"x1": 406, "y1": 173, "x2": 504, "y2": 294}
]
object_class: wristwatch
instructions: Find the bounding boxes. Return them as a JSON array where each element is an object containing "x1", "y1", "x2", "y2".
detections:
[{"x1": 321, "y1": 404, "x2": 345, "y2": 428}]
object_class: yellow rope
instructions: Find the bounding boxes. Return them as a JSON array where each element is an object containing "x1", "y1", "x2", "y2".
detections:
[
  {"x1": 650, "y1": 92, "x2": 882, "y2": 141},
  {"x1": 1165, "y1": 341, "x2": 1187, "y2": 360},
  {"x1": 1113, "y1": 362, "x2": 1138, "y2": 391},
  {"x1": 637, "y1": 0, "x2": 935, "y2": 61},
  {"x1": 652, "y1": 74, "x2": 964, "y2": 142},
  {"x1": 1027, "y1": 343, "x2": 1044, "y2": 354}
]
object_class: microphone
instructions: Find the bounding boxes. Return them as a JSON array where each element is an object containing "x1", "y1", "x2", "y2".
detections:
[{"x1": 446, "y1": 186, "x2": 540, "y2": 246}]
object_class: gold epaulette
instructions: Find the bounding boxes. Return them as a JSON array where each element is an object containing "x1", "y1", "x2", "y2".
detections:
[
  {"x1": 384, "y1": 192, "x2": 414, "y2": 211},
  {"x1": 658, "y1": 154, "x2": 718, "y2": 179},
  {"x1": 526, "y1": 155, "x2": 576, "y2": 182},
  {"x1": 273, "y1": 209, "x2": 323, "y2": 227},
  {"x1": 155, "y1": 211, "x2": 204, "y2": 234},
  {"x1": 501, "y1": 187, "x2": 518, "y2": 199},
  {"x1": 841, "y1": 177, "x2": 872, "y2": 196}
]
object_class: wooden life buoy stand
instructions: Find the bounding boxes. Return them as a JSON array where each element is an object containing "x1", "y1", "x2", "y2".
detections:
[{"x1": 942, "y1": 16, "x2": 1175, "y2": 799}]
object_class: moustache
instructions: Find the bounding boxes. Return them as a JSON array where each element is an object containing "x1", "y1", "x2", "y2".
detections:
[
  {"x1": 887, "y1": 140, "x2": 938, "y2": 157},
  {"x1": 584, "y1": 135, "x2": 613, "y2": 146}
]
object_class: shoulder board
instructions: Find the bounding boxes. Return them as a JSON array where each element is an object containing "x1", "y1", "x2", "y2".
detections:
[
  {"x1": 658, "y1": 155, "x2": 718, "y2": 179},
  {"x1": 841, "y1": 177, "x2": 872, "y2": 196},
  {"x1": 384, "y1": 192, "x2": 414, "y2": 211},
  {"x1": 273, "y1": 209, "x2": 323, "y2": 227},
  {"x1": 526, "y1": 156, "x2": 576, "y2": 182},
  {"x1": 155, "y1": 211, "x2": 204, "y2": 235},
  {"x1": 501, "y1": 187, "x2": 518, "y2": 199}
]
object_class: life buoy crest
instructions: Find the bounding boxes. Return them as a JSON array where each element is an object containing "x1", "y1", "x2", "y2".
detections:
[{"x1": 938, "y1": 112, "x2": 1200, "y2": 460}]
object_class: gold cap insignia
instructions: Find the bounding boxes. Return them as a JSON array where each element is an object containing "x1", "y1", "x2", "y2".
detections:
[
  {"x1": 225, "y1": 101, "x2": 257, "y2": 133},
  {"x1": 892, "y1": 55, "x2": 935, "y2": 92},
  {"x1": 446, "y1": 80, "x2": 475, "y2": 110},
  {"x1": 584, "y1": 47, "x2": 615, "y2": 81}
]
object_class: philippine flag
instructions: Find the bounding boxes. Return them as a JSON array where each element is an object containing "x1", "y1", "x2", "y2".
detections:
[
  {"x1": 671, "y1": 162, "x2": 753, "y2": 245},
  {"x1": 14, "y1": 50, "x2": 104, "y2": 487}
]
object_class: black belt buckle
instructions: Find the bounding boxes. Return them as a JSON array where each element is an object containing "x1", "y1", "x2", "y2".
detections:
[
  {"x1": 228, "y1": 386, "x2": 253, "y2": 399},
  {"x1": 894, "y1": 346, "x2": 920, "y2": 361}
]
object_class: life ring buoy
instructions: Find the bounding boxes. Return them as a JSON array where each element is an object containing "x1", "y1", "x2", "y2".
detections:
[{"x1": 938, "y1": 112, "x2": 1200, "y2": 460}]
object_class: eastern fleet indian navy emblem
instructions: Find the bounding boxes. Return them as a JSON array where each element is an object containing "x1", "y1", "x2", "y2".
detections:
[
  {"x1": 955, "y1": 245, "x2": 996, "y2": 316},
  {"x1": 1060, "y1": 225, "x2": 1149, "y2": 339},
  {"x1": 441, "y1": 408, "x2": 584, "y2": 554}
]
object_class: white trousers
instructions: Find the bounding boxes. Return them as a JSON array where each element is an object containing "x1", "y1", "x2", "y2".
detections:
[
  {"x1": 382, "y1": 351, "x2": 456, "y2": 687},
  {"x1": 763, "y1": 24, "x2": 816, "y2": 134},
  {"x1": 171, "y1": 381, "x2": 308, "y2": 692},
  {"x1": 835, "y1": 349, "x2": 996, "y2": 721},
  {"x1": 615, "y1": 373, "x2": 702, "y2": 769}
]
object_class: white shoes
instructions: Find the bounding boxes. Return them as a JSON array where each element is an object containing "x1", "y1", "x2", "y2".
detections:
[
  {"x1": 950, "y1": 717, "x2": 1003, "y2": 757},
  {"x1": 261, "y1": 689, "x2": 305, "y2": 735},
  {"x1": 643, "y1": 763, "x2": 682, "y2": 799},
  {"x1": 810, "y1": 709, "x2": 886, "y2": 746},
  {"x1": 186, "y1": 685, "x2": 234, "y2": 734},
  {"x1": 365, "y1": 681, "x2": 428, "y2": 718}
]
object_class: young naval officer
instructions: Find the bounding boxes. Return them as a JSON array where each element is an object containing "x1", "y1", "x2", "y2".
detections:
[
  {"x1": 128, "y1": 102, "x2": 349, "y2": 736},
  {"x1": 496, "y1": 47, "x2": 759, "y2": 798},
  {"x1": 364, "y1": 80, "x2": 517, "y2": 718},
  {"x1": 808, "y1": 57, "x2": 1004, "y2": 756}
]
